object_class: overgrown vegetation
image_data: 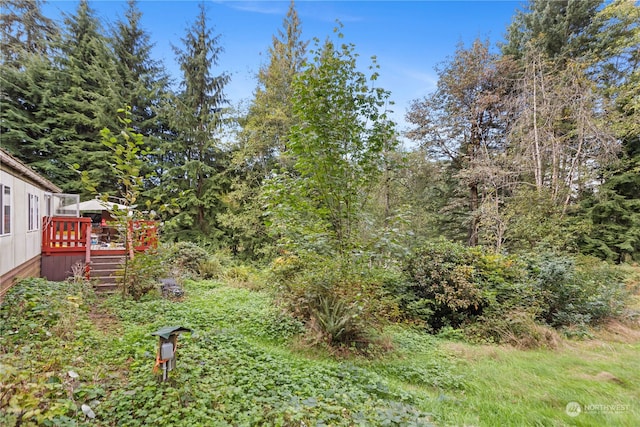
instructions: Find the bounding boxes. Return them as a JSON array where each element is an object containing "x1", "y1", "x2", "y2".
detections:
[
  {"x1": 269, "y1": 254, "x2": 401, "y2": 350},
  {"x1": 401, "y1": 240, "x2": 635, "y2": 345},
  {"x1": 2, "y1": 0, "x2": 640, "y2": 423},
  {"x1": 0, "y1": 278, "x2": 436, "y2": 426},
  {"x1": 2, "y1": 277, "x2": 639, "y2": 426},
  {"x1": 3, "y1": 0, "x2": 639, "y2": 261}
]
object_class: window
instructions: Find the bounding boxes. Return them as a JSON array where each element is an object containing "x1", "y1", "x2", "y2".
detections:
[
  {"x1": 0, "y1": 185, "x2": 10, "y2": 235},
  {"x1": 28, "y1": 193, "x2": 39, "y2": 231}
]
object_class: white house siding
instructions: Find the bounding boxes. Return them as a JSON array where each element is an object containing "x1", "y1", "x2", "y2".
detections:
[
  {"x1": 0, "y1": 149, "x2": 61, "y2": 291},
  {"x1": 0, "y1": 170, "x2": 48, "y2": 276}
]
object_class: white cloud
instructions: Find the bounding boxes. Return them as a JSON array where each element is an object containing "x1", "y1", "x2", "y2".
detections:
[{"x1": 216, "y1": 1, "x2": 287, "y2": 16}]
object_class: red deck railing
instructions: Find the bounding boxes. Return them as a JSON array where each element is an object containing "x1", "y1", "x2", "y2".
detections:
[
  {"x1": 42, "y1": 217, "x2": 158, "y2": 256},
  {"x1": 42, "y1": 217, "x2": 92, "y2": 255},
  {"x1": 130, "y1": 220, "x2": 159, "y2": 252}
]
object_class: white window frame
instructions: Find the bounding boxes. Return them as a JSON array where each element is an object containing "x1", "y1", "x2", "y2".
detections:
[
  {"x1": 28, "y1": 193, "x2": 39, "y2": 231},
  {"x1": 0, "y1": 184, "x2": 11, "y2": 235}
]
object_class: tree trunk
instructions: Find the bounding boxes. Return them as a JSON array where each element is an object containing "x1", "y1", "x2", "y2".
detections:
[{"x1": 468, "y1": 180, "x2": 479, "y2": 246}]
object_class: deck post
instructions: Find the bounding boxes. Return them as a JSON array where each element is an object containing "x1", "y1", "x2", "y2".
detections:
[{"x1": 85, "y1": 223, "x2": 92, "y2": 279}]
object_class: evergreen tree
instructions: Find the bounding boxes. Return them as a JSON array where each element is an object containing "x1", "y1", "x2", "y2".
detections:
[
  {"x1": 577, "y1": 0, "x2": 640, "y2": 262},
  {"x1": 219, "y1": 1, "x2": 307, "y2": 257},
  {"x1": 110, "y1": 0, "x2": 171, "y2": 201},
  {"x1": 44, "y1": 0, "x2": 120, "y2": 195},
  {"x1": 0, "y1": 0, "x2": 57, "y2": 66},
  {"x1": 406, "y1": 40, "x2": 515, "y2": 246},
  {"x1": 0, "y1": 0, "x2": 58, "y2": 172},
  {"x1": 498, "y1": 0, "x2": 621, "y2": 254},
  {"x1": 163, "y1": 3, "x2": 230, "y2": 242},
  {"x1": 0, "y1": 54, "x2": 55, "y2": 169},
  {"x1": 110, "y1": 0, "x2": 169, "y2": 135},
  {"x1": 239, "y1": 0, "x2": 306, "y2": 172},
  {"x1": 580, "y1": 138, "x2": 640, "y2": 262},
  {"x1": 585, "y1": 0, "x2": 639, "y2": 140},
  {"x1": 503, "y1": 0, "x2": 602, "y2": 60}
]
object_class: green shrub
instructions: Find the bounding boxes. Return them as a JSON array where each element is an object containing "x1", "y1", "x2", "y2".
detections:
[
  {"x1": 118, "y1": 249, "x2": 169, "y2": 300},
  {"x1": 223, "y1": 264, "x2": 253, "y2": 284},
  {"x1": 0, "y1": 278, "x2": 97, "y2": 425},
  {"x1": 525, "y1": 252, "x2": 630, "y2": 328},
  {"x1": 400, "y1": 241, "x2": 633, "y2": 340},
  {"x1": 309, "y1": 293, "x2": 362, "y2": 345},
  {"x1": 271, "y1": 254, "x2": 399, "y2": 348},
  {"x1": 402, "y1": 240, "x2": 488, "y2": 330},
  {"x1": 465, "y1": 310, "x2": 560, "y2": 349},
  {"x1": 165, "y1": 241, "x2": 211, "y2": 278},
  {"x1": 197, "y1": 257, "x2": 224, "y2": 279}
]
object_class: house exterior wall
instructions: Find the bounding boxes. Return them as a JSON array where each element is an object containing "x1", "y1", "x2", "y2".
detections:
[
  {"x1": 0, "y1": 149, "x2": 62, "y2": 294},
  {"x1": 0, "y1": 170, "x2": 46, "y2": 278}
]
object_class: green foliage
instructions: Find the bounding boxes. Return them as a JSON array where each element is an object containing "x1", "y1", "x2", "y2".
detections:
[
  {"x1": 309, "y1": 293, "x2": 363, "y2": 345},
  {"x1": 582, "y1": 0, "x2": 640, "y2": 145},
  {"x1": 196, "y1": 257, "x2": 224, "y2": 280},
  {"x1": 219, "y1": 2, "x2": 307, "y2": 259},
  {"x1": 270, "y1": 254, "x2": 401, "y2": 348},
  {"x1": 160, "y1": 4, "x2": 231, "y2": 243},
  {"x1": 402, "y1": 240, "x2": 488, "y2": 330},
  {"x1": 5, "y1": 270, "x2": 637, "y2": 426},
  {"x1": 0, "y1": 278, "x2": 98, "y2": 426},
  {"x1": 117, "y1": 249, "x2": 169, "y2": 300},
  {"x1": 465, "y1": 310, "x2": 560, "y2": 349},
  {"x1": 401, "y1": 240, "x2": 632, "y2": 340},
  {"x1": 110, "y1": 0, "x2": 169, "y2": 138},
  {"x1": 264, "y1": 26, "x2": 396, "y2": 258},
  {"x1": 165, "y1": 241, "x2": 212, "y2": 279},
  {"x1": 0, "y1": 0, "x2": 57, "y2": 65},
  {"x1": 527, "y1": 252, "x2": 630, "y2": 328},
  {"x1": 503, "y1": 0, "x2": 602, "y2": 60},
  {"x1": 494, "y1": 188, "x2": 574, "y2": 253},
  {"x1": 84, "y1": 105, "x2": 157, "y2": 300},
  {"x1": 47, "y1": 0, "x2": 121, "y2": 195},
  {"x1": 1, "y1": 278, "x2": 444, "y2": 426},
  {"x1": 578, "y1": 137, "x2": 640, "y2": 263},
  {"x1": 0, "y1": 0, "x2": 59, "y2": 175}
]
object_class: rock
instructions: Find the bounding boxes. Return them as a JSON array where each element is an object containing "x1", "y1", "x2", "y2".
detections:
[
  {"x1": 159, "y1": 278, "x2": 184, "y2": 298},
  {"x1": 81, "y1": 404, "x2": 96, "y2": 419}
]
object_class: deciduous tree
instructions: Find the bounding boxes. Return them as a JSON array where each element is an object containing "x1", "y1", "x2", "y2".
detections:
[
  {"x1": 406, "y1": 40, "x2": 515, "y2": 246},
  {"x1": 264, "y1": 27, "x2": 395, "y2": 257}
]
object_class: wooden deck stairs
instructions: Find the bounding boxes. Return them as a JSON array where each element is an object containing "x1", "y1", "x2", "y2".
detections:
[{"x1": 90, "y1": 255, "x2": 127, "y2": 292}]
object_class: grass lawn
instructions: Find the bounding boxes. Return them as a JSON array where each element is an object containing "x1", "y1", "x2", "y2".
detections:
[{"x1": 1, "y1": 278, "x2": 638, "y2": 426}]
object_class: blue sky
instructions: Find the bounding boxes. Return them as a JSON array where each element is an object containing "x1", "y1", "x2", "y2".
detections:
[{"x1": 42, "y1": 0, "x2": 525, "y2": 135}]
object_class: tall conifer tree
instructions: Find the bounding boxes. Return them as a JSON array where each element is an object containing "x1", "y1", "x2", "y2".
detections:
[
  {"x1": 0, "y1": 0, "x2": 58, "y2": 172},
  {"x1": 110, "y1": 0, "x2": 169, "y2": 134},
  {"x1": 110, "y1": 0, "x2": 171, "y2": 200},
  {"x1": 577, "y1": 0, "x2": 640, "y2": 262},
  {"x1": 164, "y1": 3, "x2": 230, "y2": 242},
  {"x1": 45, "y1": 0, "x2": 120, "y2": 195},
  {"x1": 219, "y1": 1, "x2": 307, "y2": 257}
]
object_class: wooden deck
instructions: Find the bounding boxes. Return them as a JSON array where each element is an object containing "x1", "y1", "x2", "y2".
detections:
[{"x1": 41, "y1": 217, "x2": 158, "y2": 281}]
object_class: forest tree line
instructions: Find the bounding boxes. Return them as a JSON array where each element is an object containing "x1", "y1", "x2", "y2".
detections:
[{"x1": 1, "y1": 0, "x2": 639, "y2": 264}]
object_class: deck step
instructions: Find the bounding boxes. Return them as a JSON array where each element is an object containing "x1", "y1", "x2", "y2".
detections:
[
  {"x1": 94, "y1": 283, "x2": 118, "y2": 293},
  {"x1": 90, "y1": 255, "x2": 127, "y2": 291}
]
